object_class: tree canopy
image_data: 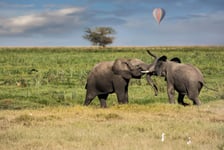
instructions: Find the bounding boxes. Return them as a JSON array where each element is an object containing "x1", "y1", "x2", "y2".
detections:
[{"x1": 83, "y1": 27, "x2": 116, "y2": 47}]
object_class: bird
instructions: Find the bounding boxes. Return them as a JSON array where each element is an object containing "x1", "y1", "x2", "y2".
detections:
[
  {"x1": 187, "y1": 137, "x2": 192, "y2": 145},
  {"x1": 161, "y1": 133, "x2": 165, "y2": 142}
]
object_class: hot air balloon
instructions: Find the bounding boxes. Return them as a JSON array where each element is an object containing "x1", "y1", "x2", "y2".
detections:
[{"x1": 152, "y1": 8, "x2": 166, "y2": 24}]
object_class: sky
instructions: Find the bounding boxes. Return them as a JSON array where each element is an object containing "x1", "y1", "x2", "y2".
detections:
[{"x1": 0, "y1": 0, "x2": 224, "y2": 46}]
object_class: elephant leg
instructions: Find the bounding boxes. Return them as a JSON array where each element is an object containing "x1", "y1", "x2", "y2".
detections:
[
  {"x1": 114, "y1": 78, "x2": 129, "y2": 104},
  {"x1": 115, "y1": 86, "x2": 128, "y2": 104},
  {"x1": 189, "y1": 96, "x2": 201, "y2": 105},
  {"x1": 84, "y1": 92, "x2": 96, "y2": 106},
  {"x1": 192, "y1": 83, "x2": 203, "y2": 105},
  {"x1": 188, "y1": 90, "x2": 201, "y2": 105},
  {"x1": 167, "y1": 85, "x2": 175, "y2": 104},
  {"x1": 98, "y1": 94, "x2": 109, "y2": 108},
  {"x1": 116, "y1": 90, "x2": 128, "y2": 104},
  {"x1": 177, "y1": 93, "x2": 189, "y2": 106}
]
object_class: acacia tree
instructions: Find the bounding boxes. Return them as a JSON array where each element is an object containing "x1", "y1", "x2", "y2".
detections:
[{"x1": 83, "y1": 27, "x2": 116, "y2": 47}]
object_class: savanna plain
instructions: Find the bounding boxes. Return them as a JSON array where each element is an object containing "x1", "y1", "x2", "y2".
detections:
[{"x1": 0, "y1": 47, "x2": 224, "y2": 150}]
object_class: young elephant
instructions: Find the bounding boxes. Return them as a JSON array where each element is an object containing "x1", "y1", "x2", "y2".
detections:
[
  {"x1": 146, "y1": 51, "x2": 204, "y2": 106},
  {"x1": 84, "y1": 58, "x2": 158, "y2": 108}
]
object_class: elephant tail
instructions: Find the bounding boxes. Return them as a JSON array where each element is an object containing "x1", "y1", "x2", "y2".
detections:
[
  {"x1": 85, "y1": 83, "x2": 87, "y2": 89},
  {"x1": 200, "y1": 81, "x2": 218, "y2": 92},
  {"x1": 203, "y1": 83, "x2": 218, "y2": 92}
]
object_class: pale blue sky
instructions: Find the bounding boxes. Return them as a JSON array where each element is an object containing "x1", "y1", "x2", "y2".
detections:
[{"x1": 0, "y1": 0, "x2": 223, "y2": 46}]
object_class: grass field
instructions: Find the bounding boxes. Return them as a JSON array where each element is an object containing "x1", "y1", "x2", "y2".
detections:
[
  {"x1": 0, "y1": 47, "x2": 224, "y2": 149},
  {"x1": 0, "y1": 101, "x2": 223, "y2": 150},
  {"x1": 0, "y1": 46, "x2": 223, "y2": 108}
]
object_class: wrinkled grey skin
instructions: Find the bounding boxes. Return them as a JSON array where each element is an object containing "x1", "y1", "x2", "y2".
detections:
[
  {"x1": 84, "y1": 58, "x2": 158, "y2": 108},
  {"x1": 147, "y1": 51, "x2": 204, "y2": 106}
]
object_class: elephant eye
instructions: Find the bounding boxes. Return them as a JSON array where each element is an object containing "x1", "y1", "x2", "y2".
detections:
[
  {"x1": 157, "y1": 61, "x2": 163, "y2": 67},
  {"x1": 136, "y1": 65, "x2": 141, "y2": 68},
  {"x1": 137, "y1": 66, "x2": 142, "y2": 71}
]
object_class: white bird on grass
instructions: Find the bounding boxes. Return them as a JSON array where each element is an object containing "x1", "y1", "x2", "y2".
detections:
[
  {"x1": 187, "y1": 137, "x2": 192, "y2": 145},
  {"x1": 161, "y1": 133, "x2": 165, "y2": 142}
]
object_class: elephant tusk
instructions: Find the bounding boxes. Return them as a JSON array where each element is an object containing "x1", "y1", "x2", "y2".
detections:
[{"x1": 141, "y1": 70, "x2": 150, "y2": 73}]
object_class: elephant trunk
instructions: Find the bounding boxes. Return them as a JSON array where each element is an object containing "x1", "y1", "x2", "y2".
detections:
[
  {"x1": 147, "y1": 50, "x2": 157, "y2": 59},
  {"x1": 146, "y1": 74, "x2": 158, "y2": 96}
]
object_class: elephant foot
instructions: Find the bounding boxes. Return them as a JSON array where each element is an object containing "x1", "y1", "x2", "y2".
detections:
[
  {"x1": 100, "y1": 101, "x2": 107, "y2": 108},
  {"x1": 100, "y1": 102, "x2": 107, "y2": 108},
  {"x1": 118, "y1": 101, "x2": 128, "y2": 104},
  {"x1": 193, "y1": 99, "x2": 201, "y2": 105},
  {"x1": 168, "y1": 101, "x2": 176, "y2": 104},
  {"x1": 182, "y1": 103, "x2": 190, "y2": 106},
  {"x1": 83, "y1": 102, "x2": 90, "y2": 106}
]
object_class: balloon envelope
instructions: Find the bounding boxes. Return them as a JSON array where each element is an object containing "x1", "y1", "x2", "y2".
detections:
[{"x1": 152, "y1": 8, "x2": 165, "y2": 24}]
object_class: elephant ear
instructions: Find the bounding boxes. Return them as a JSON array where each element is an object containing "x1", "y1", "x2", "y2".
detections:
[
  {"x1": 112, "y1": 58, "x2": 132, "y2": 79},
  {"x1": 158, "y1": 56, "x2": 167, "y2": 62},
  {"x1": 154, "y1": 56, "x2": 167, "y2": 76},
  {"x1": 170, "y1": 57, "x2": 181, "y2": 63}
]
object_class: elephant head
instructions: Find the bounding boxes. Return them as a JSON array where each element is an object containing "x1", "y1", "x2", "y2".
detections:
[
  {"x1": 112, "y1": 58, "x2": 144, "y2": 79},
  {"x1": 145, "y1": 50, "x2": 181, "y2": 76},
  {"x1": 112, "y1": 58, "x2": 158, "y2": 96}
]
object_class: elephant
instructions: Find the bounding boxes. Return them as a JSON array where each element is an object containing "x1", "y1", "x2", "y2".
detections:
[
  {"x1": 145, "y1": 50, "x2": 204, "y2": 106},
  {"x1": 84, "y1": 58, "x2": 158, "y2": 108}
]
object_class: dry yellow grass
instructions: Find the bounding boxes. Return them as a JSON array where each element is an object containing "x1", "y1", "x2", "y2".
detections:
[{"x1": 0, "y1": 100, "x2": 224, "y2": 150}]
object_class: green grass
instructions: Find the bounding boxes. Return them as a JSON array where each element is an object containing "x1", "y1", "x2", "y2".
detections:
[{"x1": 0, "y1": 46, "x2": 224, "y2": 109}]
